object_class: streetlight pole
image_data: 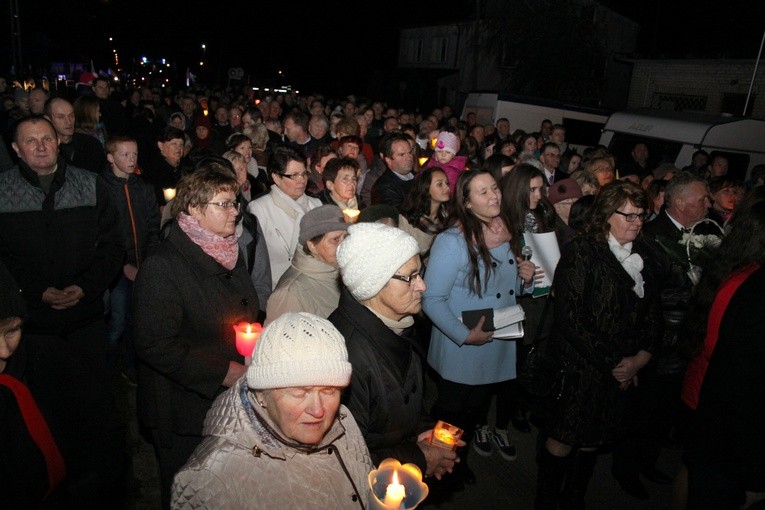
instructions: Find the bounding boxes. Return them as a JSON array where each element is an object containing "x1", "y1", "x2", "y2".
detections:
[{"x1": 743, "y1": 23, "x2": 765, "y2": 117}]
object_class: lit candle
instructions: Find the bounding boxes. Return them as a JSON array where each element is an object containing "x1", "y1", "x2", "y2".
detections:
[
  {"x1": 383, "y1": 470, "x2": 405, "y2": 509},
  {"x1": 430, "y1": 138, "x2": 437, "y2": 149},
  {"x1": 343, "y1": 208, "x2": 360, "y2": 223},
  {"x1": 433, "y1": 428, "x2": 455, "y2": 446},
  {"x1": 430, "y1": 420, "x2": 463, "y2": 450},
  {"x1": 163, "y1": 188, "x2": 176, "y2": 201},
  {"x1": 233, "y1": 322, "x2": 262, "y2": 365},
  {"x1": 418, "y1": 157, "x2": 429, "y2": 167}
]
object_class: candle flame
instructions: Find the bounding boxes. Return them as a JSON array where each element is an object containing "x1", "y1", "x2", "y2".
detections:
[
  {"x1": 246, "y1": 324, "x2": 252, "y2": 334},
  {"x1": 392, "y1": 470, "x2": 399, "y2": 485}
]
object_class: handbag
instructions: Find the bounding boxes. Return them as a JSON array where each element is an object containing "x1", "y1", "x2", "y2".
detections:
[{"x1": 518, "y1": 293, "x2": 568, "y2": 402}]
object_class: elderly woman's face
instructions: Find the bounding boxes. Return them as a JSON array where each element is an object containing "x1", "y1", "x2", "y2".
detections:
[
  {"x1": 190, "y1": 190, "x2": 239, "y2": 238},
  {"x1": 608, "y1": 201, "x2": 646, "y2": 245},
  {"x1": 308, "y1": 230, "x2": 347, "y2": 268},
  {"x1": 327, "y1": 168, "x2": 358, "y2": 202},
  {"x1": 260, "y1": 387, "x2": 342, "y2": 446},
  {"x1": 370, "y1": 255, "x2": 426, "y2": 320},
  {"x1": 273, "y1": 160, "x2": 309, "y2": 200},
  {"x1": 593, "y1": 162, "x2": 614, "y2": 186}
]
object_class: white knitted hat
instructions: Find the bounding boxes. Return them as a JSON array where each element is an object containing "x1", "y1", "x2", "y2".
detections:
[
  {"x1": 246, "y1": 313, "x2": 352, "y2": 390},
  {"x1": 336, "y1": 222, "x2": 420, "y2": 301}
]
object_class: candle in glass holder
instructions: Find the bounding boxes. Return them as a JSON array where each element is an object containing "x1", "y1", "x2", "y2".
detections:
[
  {"x1": 233, "y1": 322, "x2": 262, "y2": 365},
  {"x1": 430, "y1": 420, "x2": 463, "y2": 451},
  {"x1": 163, "y1": 188, "x2": 177, "y2": 201},
  {"x1": 383, "y1": 470, "x2": 405, "y2": 509},
  {"x1": 343, "y1": 208, "x2": 360, "y2": 223},
  {"x1": 418, "y1": 157, "x2": 429, "y2": 167}
]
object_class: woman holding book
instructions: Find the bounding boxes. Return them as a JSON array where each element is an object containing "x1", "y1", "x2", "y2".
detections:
[{"x1": 422, "y1": 170, "x2": 535, "y2": 485}]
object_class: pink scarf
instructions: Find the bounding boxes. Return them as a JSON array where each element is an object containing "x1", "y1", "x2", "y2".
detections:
[{"x1": 177, "y1": 212, "x2": 239, "y2": 270}]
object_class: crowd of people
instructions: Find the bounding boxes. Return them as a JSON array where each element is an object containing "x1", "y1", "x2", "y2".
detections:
[{"x1": 0, "y1": 74, "x2": 764, "y2": 509}]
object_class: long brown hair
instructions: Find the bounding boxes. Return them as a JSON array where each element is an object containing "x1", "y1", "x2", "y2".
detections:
[{"x1": 449, "y1": 170, "x2": 508, "y2": 297}]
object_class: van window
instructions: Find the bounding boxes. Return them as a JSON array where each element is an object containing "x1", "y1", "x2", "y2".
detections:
[
  {"x1": 562, "y1": 118, "x2": 605, "y2": 147},
  {"x1": 607, "y1": 133, "x2": 683, "y2": 172}
]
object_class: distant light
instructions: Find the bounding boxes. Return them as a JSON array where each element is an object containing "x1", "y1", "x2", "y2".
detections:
[
  {"x1": 109, "y1": 37, "x2": 113, "y2": 41},
  {"x1": 201, "y1": 44, "x2": 206, "y2": 49},
  {"x1": 199, "y1": 61, "x2": 204, "y2": 66},
  {"x1": 161, "y1": 58, "x2": 166, "y2": 65},
  {"x1": 252, "y1": 87, "x2": 259, "y2": 91},
  {"x1": 141, "y1": 56, "x2": 147, "y2": 64},
  {"x1": 264, "y1": 88, "x2": 270, "y2": 91},
  {"x1": 278, "y1": 70, "x2": 282, "y2": 75},
  {"x1": 113, "y1": 76, "x2": 119, "y2": 82}
]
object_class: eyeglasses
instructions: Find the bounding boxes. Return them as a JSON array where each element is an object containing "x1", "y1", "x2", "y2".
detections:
[
  {"x1": 613, "y1": 210, "x2": 650, "y2": 222},
  {"x1": 206, "y1": 200, "x2": 240, "y2": 210},
  {"x1": 390, "y1": 271, "x2": 423, "y2": 285},
  {"x1": 278, "y1": 172, "x2": 310, "y2": 181},
  {"x1": 336, "y1": 175, "x2": 359, "y2": 184}
]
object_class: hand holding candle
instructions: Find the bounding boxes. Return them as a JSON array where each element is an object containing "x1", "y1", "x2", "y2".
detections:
[
  {"x1": 233, "y1": 322, "x2": 263, "y2": 365},
  {"x1": 429, "y1": 420, "x2": 463, "y2": 451},
  {"x1": 368, "y1": 459, "x2": 428, "y2": 510}
]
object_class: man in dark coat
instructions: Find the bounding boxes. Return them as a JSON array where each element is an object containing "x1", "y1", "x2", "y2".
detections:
[
  {"x1": 370, "y1": 132, "x2": 415, "y2": 210},
  {"x1": 0, "y1": 116, "x2": 123, "y2": 375}
]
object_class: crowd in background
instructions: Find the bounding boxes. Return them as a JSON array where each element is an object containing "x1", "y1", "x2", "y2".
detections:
[{"x1": 1, "y1": 74, "x2": 764, "y2": 509}]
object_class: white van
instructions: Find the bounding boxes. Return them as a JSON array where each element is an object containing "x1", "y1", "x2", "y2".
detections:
[
  {"x1": 461, "y1": 92, "x2": 610, "y2": 153},
  {"x1": 599, "y1": 109, "x2": 765, "y2": 181}
]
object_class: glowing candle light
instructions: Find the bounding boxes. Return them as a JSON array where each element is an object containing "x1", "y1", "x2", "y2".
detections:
[
  {"x1": 343, "y1": 208, "x2": 361, "y2": 223},
  {"x1": 162, "y1": 188, "x2": 176, "y2": 201},
  {"x1": 418, "y1": 157, "x2": 429, "y2": 167},
  {"x1": 234, "y1": 322, "x2": 262, "y2": 365},
  {"x1": 430, "y1": 420, "x2": 463, "y2": 451},
  {"x1": 383, "y1": 470, "x2": 405, "y2": 509}
]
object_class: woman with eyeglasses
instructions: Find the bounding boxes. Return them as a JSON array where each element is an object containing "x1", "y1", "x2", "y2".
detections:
[
  {"x1": 421, "y1": 170, "x2": 536, "y2": 486},
  {"x1": 247, "y1": 146, "x2": 322, "y2": 287},
  {"x1": 133, "y1": 160, "x2": 260, "y2": 507},
  {"x1": 533, "y1": 181, "x2": 662, "y2": 509}
]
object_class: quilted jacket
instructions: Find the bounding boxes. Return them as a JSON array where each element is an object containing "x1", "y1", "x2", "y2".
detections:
[{"x1": 171, "y1": 378, "x2": 373, "y2": 509}]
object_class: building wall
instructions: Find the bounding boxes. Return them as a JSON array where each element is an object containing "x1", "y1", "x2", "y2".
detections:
[{"x1": 627, "y1": 60, "x2": 764, "y2": 117}]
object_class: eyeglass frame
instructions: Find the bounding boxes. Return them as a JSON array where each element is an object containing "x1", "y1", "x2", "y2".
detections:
[
  {"x1": 205, "y1": 200, "x2": 241, "y2": 211},
  {"x1": 390, "y1": 271, "x2": 423, "y2": 285},
  {"x1": 277, "y1": 171, "x2": 310, "y2": 181},
  {"x1": 613, "y1": 210, "x2": 650, "y2": 222}
]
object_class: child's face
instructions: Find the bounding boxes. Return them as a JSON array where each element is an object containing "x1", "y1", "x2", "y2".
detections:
[
  {"x1": 434, "y1": 149, "x2": 454, "y2": 165},
  {"x1": 108, "y1": 141, "x2": 138, "y2": 176}
]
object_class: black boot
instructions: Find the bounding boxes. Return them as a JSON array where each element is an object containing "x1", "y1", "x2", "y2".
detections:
[
  {"x1": 560, "y1": 449, "x2": 598, "y2": 510},
  {"x1": 535, "y1": 447, "x2": 570, "y2": 510}
]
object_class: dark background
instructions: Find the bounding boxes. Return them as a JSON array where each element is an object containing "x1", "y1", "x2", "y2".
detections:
[{"x1": 3, "y1": 0, "x2": 764, "y2": 98}]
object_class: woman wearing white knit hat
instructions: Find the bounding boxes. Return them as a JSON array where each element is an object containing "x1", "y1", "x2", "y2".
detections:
[
  {"x1": 172, "y1": 312, "x2": 373, "y2": 509},
  {"x1": 329, "y1": 222, "x2": 463, "y2": 481}
]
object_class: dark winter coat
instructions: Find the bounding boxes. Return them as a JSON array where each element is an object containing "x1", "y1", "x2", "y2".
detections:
[
  {"x1": 133, "y1": 222, "x2": 259, "y2": 444},
  {"x1": 328, "y1": 287, "x2": 429, "y2": 472},
  {"x1": 370, "y1": 169, "x2": 414, "y2": 211},
  {"x1": 542, "y1": 235, "x2": 661, "y2": 446},
  {"x1": 0, "y1": 159, "x2": 124, "y2": 335}
]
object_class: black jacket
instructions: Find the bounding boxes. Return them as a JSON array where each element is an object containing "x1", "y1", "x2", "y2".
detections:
[
  {"x1": 329, "y1": 288, "x2": 428, "y2": 472},
  {"x1": 101, "y1": 169, "x2": 161, "y2": 268},
  {"x1": 133, "y1": 222, "x2": 259, "y2": 442},
  {"x1": 370, "y1": 169, "x2": 414, "y2": 211},
  {"x1": 58, "y1": 133, "x2": 108, "y2": 174},
  {"x1": 0, "y1": 159, "x2": 124, "y2": 335}
]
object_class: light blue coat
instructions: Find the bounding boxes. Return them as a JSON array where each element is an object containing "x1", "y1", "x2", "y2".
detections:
[{"x1": 423, "y1": 227, "x2": 530, "y2": 385}]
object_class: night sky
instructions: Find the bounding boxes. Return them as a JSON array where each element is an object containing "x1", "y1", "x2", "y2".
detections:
[{"x1": 4, "y1": 0, "x2": 764, "y2": 97}]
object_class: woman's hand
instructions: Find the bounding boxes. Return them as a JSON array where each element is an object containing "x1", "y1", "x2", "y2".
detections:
[
  {"x1": 464, "y1": 316, "x2": 494, "y2": 346},
  {"x1": 612, "y1": 350, "x2": 652, "y2": 385},
  {"x1": 517, "y1": 258, "x2": 536, "y2": 286},
  {"x1": 417, "y1": 430, "x2": 465, "y2": 479}
]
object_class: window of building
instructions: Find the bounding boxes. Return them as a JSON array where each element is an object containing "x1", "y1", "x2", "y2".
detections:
[
  {"x1": 408, "y1": 39, "x2": 423, "y2": 63},
  {"x1": 650, "y1": 92, "x2": 708, "y2": 112},
  {"x1": 430, "y1": 37, "x2": 448, "y2": 64}
]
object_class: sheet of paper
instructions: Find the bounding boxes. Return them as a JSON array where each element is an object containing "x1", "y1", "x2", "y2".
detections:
[{"x1": 522, "y1": 232, "x2": 561, "y2": 288}]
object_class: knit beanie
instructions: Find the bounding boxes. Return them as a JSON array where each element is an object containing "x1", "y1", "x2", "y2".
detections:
[
  {"x1": 336, "y1": 223, "x2": 419, "y2": 301},
  {"x1": 435, "y1": 131, "x2": 459, "y2": 155},
  {"x1": 247, "y1": 312, "x2": 352, "y2": 390},
  {"x1": 0, "y1": 263, "x2": 26, "y2": 320}
]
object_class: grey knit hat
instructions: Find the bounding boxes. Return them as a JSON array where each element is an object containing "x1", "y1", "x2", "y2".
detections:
[
  {"x1": 246, "y1": 313, "x2": 352, "y2": 390},
  {"x1": 298, "y1": 204, "x2": 348, "y2": 246},
  {"x1": 336, "y1": 222, "x2": 419, "y2": 301}
]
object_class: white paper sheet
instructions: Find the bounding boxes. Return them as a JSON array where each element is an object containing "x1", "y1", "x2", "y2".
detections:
[{"x1": 522, "y1": 232, "x2": 561, "y2": 287}]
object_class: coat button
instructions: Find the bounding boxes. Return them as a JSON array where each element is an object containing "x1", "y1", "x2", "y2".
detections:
[
  {"x1": 240, "y1": 298, "x2": 248, "y2": 306},
  {"x1": 225, "y1": 272, "x2": 233, "y2": 279},
  {"x1": 509, "y1": 290, "x2": 514, "y2": 295},
  {"x1": 496, "y1": 293, "x2": 501, "y2": 299},
  {"x1": 491, "y1": 261, "x2": 497, "y2": 267},
  {"x1": 508, "y1": 259, "x2": 514, "y2": 264}
]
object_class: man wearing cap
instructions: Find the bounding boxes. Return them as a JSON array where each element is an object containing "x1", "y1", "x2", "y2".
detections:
[
  {"x1": 266, "y1": 205, "x2": 348, "y2": 324},
  {"x1": 0, "y1": 116, "x2": 123, "y2": 374},
  {"x1": 172, "y1": 313, "x2": 373, "y2": 508},
  {"x1": 329, "y1": 223, "x2": 462, "y2": 480}
]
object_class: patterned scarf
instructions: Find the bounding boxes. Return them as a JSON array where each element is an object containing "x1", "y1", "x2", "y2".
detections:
[{"x1": 177, "y1": 212, "x2": 239, "y2": 270}]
